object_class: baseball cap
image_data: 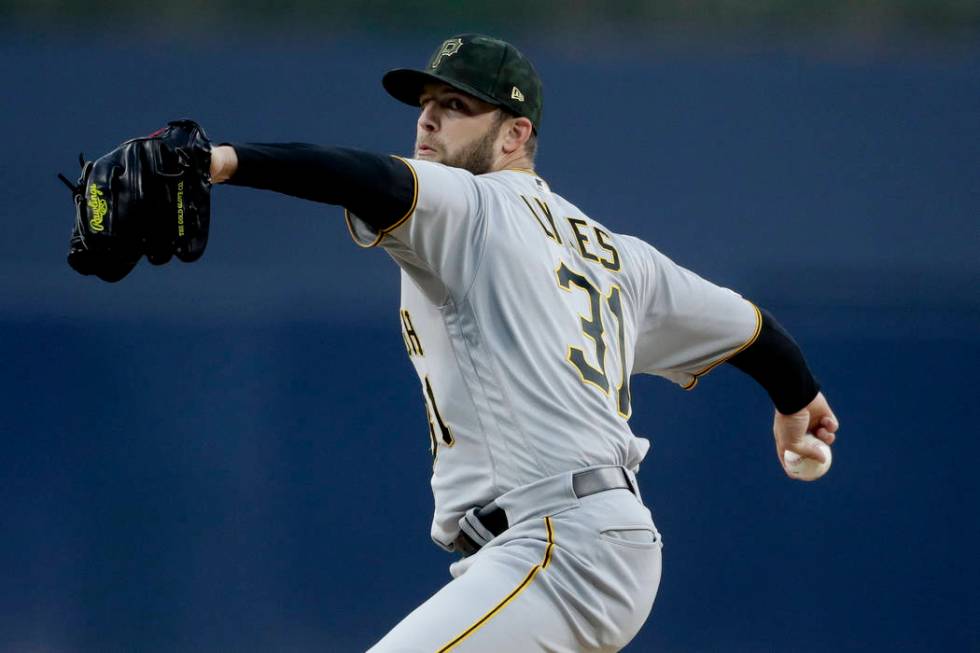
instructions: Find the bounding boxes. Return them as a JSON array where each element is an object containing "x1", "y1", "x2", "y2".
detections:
[{"x1": 383, "y1": 34, "x2": 543, "y2": 130}]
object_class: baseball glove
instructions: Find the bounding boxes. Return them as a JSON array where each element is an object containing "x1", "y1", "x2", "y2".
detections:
[{"x1": 58, "y1": 120, "x2": 212, "y2": 282}]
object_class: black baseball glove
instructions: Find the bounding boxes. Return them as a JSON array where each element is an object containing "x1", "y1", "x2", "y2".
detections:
[{"x1": 58, "y1": 120, "x2": 212, "y2": 282}]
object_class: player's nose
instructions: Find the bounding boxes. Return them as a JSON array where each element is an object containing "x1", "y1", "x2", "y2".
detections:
[{"x1": 417, "y1": 104, "x2": 438, "y2": 132}]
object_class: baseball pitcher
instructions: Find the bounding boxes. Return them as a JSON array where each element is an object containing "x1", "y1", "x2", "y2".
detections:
[{"x1": 59, "y1": 34, "x2": 839, "y2": 653}]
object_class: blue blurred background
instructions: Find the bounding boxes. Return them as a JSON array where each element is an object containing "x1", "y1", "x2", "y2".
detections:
[{"x1": 2, "y1": 2, "x2": 978, "y2": 651}]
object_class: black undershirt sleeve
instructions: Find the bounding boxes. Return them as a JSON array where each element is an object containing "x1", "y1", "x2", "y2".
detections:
[
  {"x1": 225, "y1": 143, "x2": 416, "y2": 231},
  {"x1": 727, "y1": 308, "x2": 820, "y2": 414}
]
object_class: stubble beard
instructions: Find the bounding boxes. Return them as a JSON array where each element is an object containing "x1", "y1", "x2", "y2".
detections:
[{"x1": 416, "y1": 123, "x2": 500, "y2": 175}]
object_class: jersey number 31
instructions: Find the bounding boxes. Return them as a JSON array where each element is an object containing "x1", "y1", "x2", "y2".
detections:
[{"x1": 556, "y1": 261, "x2": 631, "y2": 418}]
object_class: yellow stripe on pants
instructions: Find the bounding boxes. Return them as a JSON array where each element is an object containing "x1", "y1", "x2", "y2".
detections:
[{"x1": 437, "y1": 516, "x2": 555, "y2": 653}]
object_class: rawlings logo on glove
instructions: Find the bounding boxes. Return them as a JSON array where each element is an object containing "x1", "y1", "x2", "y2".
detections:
[
  {"x1": 87, "y1": 185, "x2": 108, "y2": 232},
  {"x1": 57, "y1": 119, "x2": 212, "y2": 282}
]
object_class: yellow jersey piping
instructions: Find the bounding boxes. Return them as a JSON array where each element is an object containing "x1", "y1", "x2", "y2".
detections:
[
  {"x1": 437, "y1": 516, "x2": 555, "y2": 652},
  {"x1": 343, "y1": 156, "x2": 419, "y2": 248},
  {"x1": 503, "y1": 167, "x2": 544, "y2": 182},
  {"x1": 682, "y1": 302, "x2": 763, "y2": 391}
]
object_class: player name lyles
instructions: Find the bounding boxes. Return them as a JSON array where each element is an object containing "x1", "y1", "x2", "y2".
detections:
[{"x1": 520, "y1": 194, "x2": 621, "y2": 272}]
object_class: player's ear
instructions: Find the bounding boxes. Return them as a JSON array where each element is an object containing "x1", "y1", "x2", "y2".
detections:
[{"x1": 501, "y1": 116, "x2": 533, "y2": 155}]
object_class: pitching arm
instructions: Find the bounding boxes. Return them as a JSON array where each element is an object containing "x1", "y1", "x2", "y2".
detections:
[
  {"x1": 726, "y1": 308, "x2": 819, "y2": 415},
  {"x1": 726, "y1": 310, "x2": 838, "y2": 469}
]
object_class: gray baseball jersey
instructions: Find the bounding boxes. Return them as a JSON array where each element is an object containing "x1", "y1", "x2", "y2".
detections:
[{"x1": 346, "y1": 159, "x2": 761, "y2": 549}]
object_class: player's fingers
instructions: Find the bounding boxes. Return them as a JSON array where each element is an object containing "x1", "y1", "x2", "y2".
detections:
[
  {"x1": 814, "y1": 427, "x2": 836, "y2": 445},
  {"x1": 777, "y1": 446, "x2": 796, "y2": 473},
  {"x1": 789, "y1": 441, "x2": 828, "y2": 464},
  {"x1": 780, "y1": 446, "x2": 798, "y2": 461},
  {"x1": 821, "y1": 414, "x2": 839, "y2": 432}
]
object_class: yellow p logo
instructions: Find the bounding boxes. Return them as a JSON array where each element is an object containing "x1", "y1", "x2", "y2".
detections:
[{"x1": 431, "y1": 38, "x2": 463, "y2": 69}]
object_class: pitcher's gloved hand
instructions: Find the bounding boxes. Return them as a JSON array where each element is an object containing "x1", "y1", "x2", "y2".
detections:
[{"x1": 58, "y1": 120, "x2": 212, "y2": 282}]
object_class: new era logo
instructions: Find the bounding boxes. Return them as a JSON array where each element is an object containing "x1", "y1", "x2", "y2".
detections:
[{"x1": 511, "y1": 86, "x2": 525, "y2": 102}]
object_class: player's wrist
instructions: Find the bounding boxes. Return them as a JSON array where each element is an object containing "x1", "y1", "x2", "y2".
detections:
[{"x1": 210, "y1": 145, "x2": 238, "y2": 183}]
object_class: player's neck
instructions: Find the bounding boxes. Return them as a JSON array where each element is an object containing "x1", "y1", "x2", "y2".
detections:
[{"x1": 492, "y1": 150, "x2": 534, "y2": 174}]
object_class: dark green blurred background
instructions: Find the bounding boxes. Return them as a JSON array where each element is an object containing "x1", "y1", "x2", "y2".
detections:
[{"x1": 5, "y1": 0, "x2": 980, "y2": 33}]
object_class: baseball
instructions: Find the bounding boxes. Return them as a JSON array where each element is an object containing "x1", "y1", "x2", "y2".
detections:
[{"x1": 783, "y1": 434, "x2": 832, "y2": 481}]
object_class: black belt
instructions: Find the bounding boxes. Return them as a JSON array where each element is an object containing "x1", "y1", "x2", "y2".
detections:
[{"x1": 452, "y1": 466, "x2": 635, "y2": 557}]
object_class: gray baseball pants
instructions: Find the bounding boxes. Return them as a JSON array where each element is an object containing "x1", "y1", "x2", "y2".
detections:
[{"x1": 368, "y1": 467, "x2": 663, "y2": 652}]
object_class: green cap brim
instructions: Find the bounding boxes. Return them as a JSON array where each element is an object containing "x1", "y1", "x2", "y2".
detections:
[{"x1": 382, "y1": 68, "x2": 504, "y2": 110}]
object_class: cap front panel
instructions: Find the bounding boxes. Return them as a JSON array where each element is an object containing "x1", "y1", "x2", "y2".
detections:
[
  {"x1": 385, "y1": 34, "x2": 543, "y2": 130},
  {"x1": 428, "y1": 36, "x2": 504, "y2": 100}
]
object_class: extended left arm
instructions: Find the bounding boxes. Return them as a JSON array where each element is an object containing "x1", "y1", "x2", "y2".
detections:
[{"x1": 210, "y1": 143, "x2": 417, "y2": 232}]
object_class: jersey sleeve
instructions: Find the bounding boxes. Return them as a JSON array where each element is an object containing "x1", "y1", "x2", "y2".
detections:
[
  {"x1": 627, "y1": 236, "x2": 762, "y2": 390},
  {"x1": 345, "y1": 158, "x2": 487, "y2": 302}
]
